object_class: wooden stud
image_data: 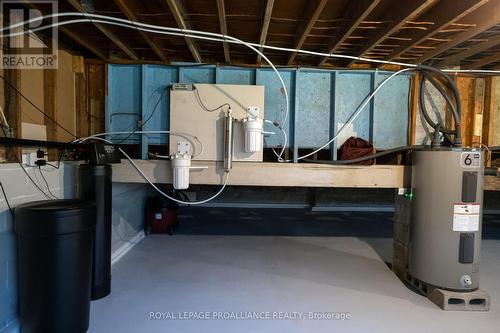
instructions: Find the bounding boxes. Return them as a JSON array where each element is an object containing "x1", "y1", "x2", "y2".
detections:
[
  {"x1": 3, "y1": 68, "x2": 21, "y2": 162},
  {"x1": 408, "y1": 73, "x2": 420, "y2": 145},
  {"x1": 166, "y1": 0, "x2": 202, "y2": 63},
  {"x1": 257, "y1": 0, "x2": 274, "y2": 64},
  {"x1": 43, "y1": 68, "x2": 58, "y2": 160},
  {"x1": 471, "y1": 78, "x2": 485, "y2": 145},
  {"x1": 72, "y1": 55, "x2": 85, "y2": 74},
  {"x1": 318, "y1": 0, "x2": 381, "y2": 66},
  {"x1": 75, "y1": 71, "x2": 89, "y2": 138},
  {"x1": 287, "y1": 0, "x2": 328, "y2": 65},
  {"x1": 455, "y1": 76, "x2": 475, "y2": 147}
]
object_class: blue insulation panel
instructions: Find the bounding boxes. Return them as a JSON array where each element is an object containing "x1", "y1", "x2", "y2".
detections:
[
  {"x1": 296, "y1": 70, "x2": 333, "y2": 148},
  {"x1": 107, "y1": 64, "x2": 411, "y2": 160},
  {"x1": 107, "y1": 65, "x2": 142, "y2": 143}
]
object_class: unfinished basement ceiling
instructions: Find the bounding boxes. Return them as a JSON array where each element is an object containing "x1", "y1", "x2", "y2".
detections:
[{"x1": 40, "y1": 0, "x2": 500, "y2": 69}]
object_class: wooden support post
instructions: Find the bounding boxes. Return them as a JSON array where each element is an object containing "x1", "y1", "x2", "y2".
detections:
[
  {"x1": 455, "y1": 77, "x2": 475, "y2": 147},
  {"x1": 3, "y1": 68, "x2": 21, "y2": 162},
  {"x1": 43, "y1": 68, "x2": 58, "y2": 160},
  {"x1": 471, "y1": 78, "x2": 486, "y2": 146},
  {"x1": 75, "y1": 71, "x2": 89, "y2": 138},
  {"x1": 408, "y1": 73, "x2": 420, "y2": 145},
  {"x1": 86, "y1": 63, "x2": 106, "y2": 135}
]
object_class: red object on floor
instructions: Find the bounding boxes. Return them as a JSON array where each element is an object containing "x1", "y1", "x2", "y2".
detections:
[{"x1": 146, "y1": 197, "x2": 178, "y2": 234}]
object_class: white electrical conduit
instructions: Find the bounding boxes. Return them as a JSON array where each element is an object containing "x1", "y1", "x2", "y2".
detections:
[
  {"x1": 79, "y1": 135, "x2": 230, "y2": 205},
  {"x1": 6, "y1": 13, "x2": 500, "y2": 162},
  {"x1": 0, "y1": 13, "x2": 290, "y2": 161},
  {"x1": 4, "y1": 12, "x2": 500, "y2": 74},
  {"x1": 74, "y1": 130, "x2": 204, "y2": 158}
]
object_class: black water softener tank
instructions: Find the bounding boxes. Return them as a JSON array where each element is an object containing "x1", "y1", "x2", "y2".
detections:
[
  {"x1": 79, "y1": 164, "x2": 112, "y2": 300},
  {"x1": 15, "y1": 199, "x2": 96, "y2": 333}
]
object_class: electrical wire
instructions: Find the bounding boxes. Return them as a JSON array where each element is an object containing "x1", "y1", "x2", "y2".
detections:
[
  {"x1": 4, "y1": 13, "x2": 500, "y2": 75},
  {"x1": 77, "y1": 135, "x2": 229, "y2": 205},
  {"x1": 46, "y1": 151, "x2": 64, "y2": 169},
  {"x1": 0, "y1": 127, "x2": 52, "y2": 199},
  {"x1": 121, "y1": 148, "x2": 230, "y2": 206},
  {"x1": 0, "y1": 182, "x2": 14, "y2": 218},
  {"x1": 75, "y1": 130, "x2": 204, "y2": 158},
  {"x1": 4, "y1": 13, "x2": 499, "y2": 163},
  {"x1": 38, "y1": 166, "x2": 58, "y2": 199},
  {"x1": 0, "y1": 13, "x2": 291, "y2": 161},
  {"x1": 193, "y1": 86, "x2": 231, "y2": 112},
  {"x1": 117, "y1": 87, "x2": 167, "y2": 144}
]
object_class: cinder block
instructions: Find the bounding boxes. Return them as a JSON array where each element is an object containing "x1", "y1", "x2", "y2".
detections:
[{"x1": 428, "y1": 288, "x2": 490, "y2": 311}]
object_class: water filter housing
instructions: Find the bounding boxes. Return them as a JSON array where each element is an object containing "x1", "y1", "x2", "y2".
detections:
[
  {"x1": 171, "y1": 153, "x2": 191, "y2": 190},
  {"x1": 243, "y1": 117, "x2": 263, "y2": 153},
  {"x1": 409, "y1": 148, "x2": 483, "y2": 291}
]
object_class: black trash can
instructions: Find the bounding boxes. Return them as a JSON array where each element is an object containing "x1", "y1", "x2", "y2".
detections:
[{"x1": 14, "y1": 199, "x2": 96, "y2": 333}]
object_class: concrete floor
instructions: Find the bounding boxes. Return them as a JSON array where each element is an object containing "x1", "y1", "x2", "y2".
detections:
[{"x1": 89, "y1": 209, "x2": 500, "y2": 333}]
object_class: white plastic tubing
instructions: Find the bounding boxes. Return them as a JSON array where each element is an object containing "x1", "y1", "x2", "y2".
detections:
[
  {"x1": 5, "y1": 12, "x2": 500, "y2": 162},
  {"x1": 75, "y1": 134, "x2": 229, "y2": 205}
]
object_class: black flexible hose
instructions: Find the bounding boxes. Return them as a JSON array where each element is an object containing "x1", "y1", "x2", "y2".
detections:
[
  {"x1": 419, "y1": 72, "x2": 457, "y2": 135},
  {"x1": 417, "y1": 65, "x2": 462, "y2": 146},
  {"x1": 303, "y1": 145, "x2": 422, "y2": 165}
]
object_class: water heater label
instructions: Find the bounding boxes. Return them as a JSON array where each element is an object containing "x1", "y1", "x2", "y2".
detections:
[
  {"x1": 460, "y1": 152, "x2": 481, "y2": 168},
  {"x1": 453, "y1": 203, "x2": 480, "y2": 232}
]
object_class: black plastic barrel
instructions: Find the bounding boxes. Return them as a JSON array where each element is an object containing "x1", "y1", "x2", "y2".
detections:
[
  {"x1": 78, "y1": 164, "x2": 112, "y2": 300},
  {"x1": 14, "y1": 199, "x2": 96, "y2": 333}
]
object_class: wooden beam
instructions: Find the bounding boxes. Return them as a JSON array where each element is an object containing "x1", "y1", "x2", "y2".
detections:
[
  {"x1": 386, "y1": 0, "x2": 487, "y2": 62},
  {"x1": 114, "y1": 160, "x2": 410, "y2": 188},
  {"x1": 216, "y1": 0, "x2": 230, "y2": 63},
  {"x1": 3, "y1": 68, "x2": 21, "y2": 162},
  {"x1": 166, "y1": 0, "x2": 202, "y2": 63},
  {"x1": 43, "y1": 68, "x2": 58, "y2": 160},
  {"x1": 408, "y1": 73, "x2": 420, "y2": 145},
  {"x1": 113, "y1": 0, "x2": 169, "y2": 63},
  {"x1": 60, "y1": 27, "x2": 108, "y2": 61},
  {"x1": 464, "y1": 52, "x2": 500, "y2": 70},
  {"x1": 287, "y1": 0, "x2": 328, "y2": 65},
  {"x1": 111, "y1": 159, "x2": 500, "y2": 191},
  {"x1": 416, "y1": 0, "x2": 500, "y2": 63},
  {"x1": 68, "y1": 0, "x2": 139, "y2": 61},
  {"x1": 257, "y1": 0, "x2": 274, "y2": 64},
  {"x1": 318, "y1": 0, "x2": 380, "y2": 66},
  {"x1": 434, "y1": 36, "x2": 500, "y2": 68},
  {"x1": 345, "y1": 0, "x2": 435, "y2": 67}
]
